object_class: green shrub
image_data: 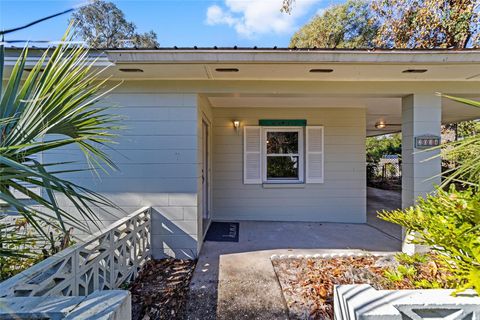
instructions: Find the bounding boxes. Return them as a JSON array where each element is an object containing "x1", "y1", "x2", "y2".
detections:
[
  {"x1": 384, "y1": 269, "x2": 404, "y2": 283},
  {"x1": 379, "y1": 186, "x2": 480, "y2": 294},
  {"x1": 395, "y1": 252, "x2": 429, "y2": 265},
  {"x1": 0, "y1": 218, "x2": 75, "y2": 281}
]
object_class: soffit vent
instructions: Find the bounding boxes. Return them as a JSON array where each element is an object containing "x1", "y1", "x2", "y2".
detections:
[
  {"x1": 215, "y1": 68, "x2": 239, "y2": 72},
  {"x1": 119, "y1": 68, "x2": 144, "y2": 72},
  {"x1": 402, "y1": 69, "x2": 427, "y2": 73},
  {"x1": 310, "y1": 68, "x2": 334, "y2": 73}
]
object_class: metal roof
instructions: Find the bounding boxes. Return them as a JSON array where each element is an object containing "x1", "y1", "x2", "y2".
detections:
[{"x1": 3, "y1": 45, "x2": 480, "y2": 52}]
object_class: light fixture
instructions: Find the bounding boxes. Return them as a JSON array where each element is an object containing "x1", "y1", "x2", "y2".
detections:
[
  {"x1": 233, "y1": 120, "x2": 240, "y2": 135},
  {"x1": 119, "y1": 68, "x2": 144, "y2": 73},
  {"x1": 375, "y1": 121, "x2": 402, "y2": 129},
  {"x1": 215, "y1": 68, "x2": 239, "y2": 72},
  {"x1": 375, "y1": 121, "x2": 387, "y2": 129},
  {"x1": 402, "y1": 69, "x2": 427, "y2": 73}
]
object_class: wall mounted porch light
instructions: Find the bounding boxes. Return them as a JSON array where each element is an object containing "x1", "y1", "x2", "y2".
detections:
[{"x1": 233, "y1": 120, "x2": 240, "y2": 134}]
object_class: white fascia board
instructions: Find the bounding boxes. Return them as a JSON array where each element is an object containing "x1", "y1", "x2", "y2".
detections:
[
  {"x1": 3, "y1": 55, "x2": 114, "y2": 68},
  {"x1": 105, "y1": 50, "x2": 480, "y2": 64}
]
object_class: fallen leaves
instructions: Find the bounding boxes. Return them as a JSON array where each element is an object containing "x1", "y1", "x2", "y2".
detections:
[
  {"x1": 129, "y1": 259, "x2": 196, "y2": 320},
  {"x1": 272, "y1": 255, "x2": 452, "y2": 320}
]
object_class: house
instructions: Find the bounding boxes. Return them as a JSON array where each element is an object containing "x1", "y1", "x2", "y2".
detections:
[{"x1": 5, "y1": 48, "x2": 480, "y2": 258}]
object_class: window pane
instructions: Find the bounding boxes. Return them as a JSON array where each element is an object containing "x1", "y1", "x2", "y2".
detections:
[
  {"x1": 267, "y1": 132, "x2": 298, "y2": 154},
  {"x1": 267, "y1": 156, "x2": 299, "y2": 179}
]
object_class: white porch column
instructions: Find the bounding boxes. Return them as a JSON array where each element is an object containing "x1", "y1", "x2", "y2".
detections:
[{"x1": 401, "y1": 93, "x2": 442, "y2": 253}]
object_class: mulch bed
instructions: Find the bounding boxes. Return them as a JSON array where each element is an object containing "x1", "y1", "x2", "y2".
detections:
[
  {"x1": 129, "y1": 259, "x2": 196, "y2": 320},
  {"x1": 272, "y1": 255, "x2": 452, "y2": 320}
]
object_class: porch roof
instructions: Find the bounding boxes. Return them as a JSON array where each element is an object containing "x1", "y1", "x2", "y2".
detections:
[
  {"x1": 4, "y1": 47, "x2": 480, "y2": 136},
  {"x1": 4, "y1": 47, "x2": 480, "y2": 82},
  {"x1": 104, "y1": 48, "x2": 480, "y2": 64}
]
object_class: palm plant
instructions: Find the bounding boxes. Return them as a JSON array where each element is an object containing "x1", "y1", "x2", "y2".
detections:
[
  {"x1": 0, "y1": 25, "x2": 121, "y2": 256},
  {"x1": 438, "y1": 95, "x2": 480, "y2": 188}
]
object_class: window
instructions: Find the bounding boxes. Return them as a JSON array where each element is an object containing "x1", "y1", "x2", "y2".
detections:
[
  {"x1": 244, "y1": 125, "x2": 323, "y2": 185},
  {"x1": 264, "y1": 128, "x2": 304, "y2": 183}
]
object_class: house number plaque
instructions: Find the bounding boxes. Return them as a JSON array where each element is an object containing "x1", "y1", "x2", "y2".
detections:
[{"x1": 414, "y1": 135, "x2": 441, "y2": 149}]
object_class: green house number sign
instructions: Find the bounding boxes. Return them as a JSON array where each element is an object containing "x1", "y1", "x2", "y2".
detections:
[
  {"x1": 415, "y1": 135, "x2": 441, "y2": 149},
  {"x1": 259, "y1": 119, "x2": 307, "y2": 126}
]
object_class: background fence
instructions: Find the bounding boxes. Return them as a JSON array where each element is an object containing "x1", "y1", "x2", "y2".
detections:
[{"x1": 367, "y1": 155, "x2": 402, "y2": 190}]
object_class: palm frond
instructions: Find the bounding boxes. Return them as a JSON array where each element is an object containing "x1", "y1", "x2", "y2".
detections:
[
  {"x1": 440, "y1": 94, "x2": 480, "y2": 188},
  {"x1": 0, "y1": 24, "x2": 123, "y2": 257}
]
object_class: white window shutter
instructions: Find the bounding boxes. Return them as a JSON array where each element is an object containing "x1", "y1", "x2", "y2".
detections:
[
  {"x1": 306, "y1": 126, "x2": 324, "y2": 183},
  {"x1": 243, "y1": 126, "x2": 262, "y2": 184}
]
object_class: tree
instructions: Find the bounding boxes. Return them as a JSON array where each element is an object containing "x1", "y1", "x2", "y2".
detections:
[
  {"x1": 71, "y1": 0, "x2": 159, "y2": 48},
  {"x1": 290, "y1": 0, "x2": 380, "y2": 48},
  {"x1": 0, "y1": 26, "x2": 120, "y2": 256},
  {"x1": 372, "y1": 0, "x2": 479, "y2": 48},
  {"x1": 366, "y1": 133, "x2": 402, "y2": 163},
  {"x1": 130, "y1": 30, "x2": 159, "y2": 48},
  {"x1": 457, "y1": 120, "x2": 480, "y2": 138},
  {"x1": 286, "y1": 0, "x2": 479, "y2": 49}
]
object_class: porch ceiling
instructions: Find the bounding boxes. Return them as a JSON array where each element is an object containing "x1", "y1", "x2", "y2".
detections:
[
  {"x1": 100, "y1": 62, "x2": 480, "y2": 81},
  {"x1": 205, "y1": 94, "x2": 480, "y2": 136}
]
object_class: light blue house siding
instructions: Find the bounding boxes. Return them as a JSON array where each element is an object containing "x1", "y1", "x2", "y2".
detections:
[
  {"x1": 211, "y1": 107, "x2": 367, "y2": 223},
  {"x1": 46, "y1": 85, "x2": 368, "y2": 258},
  {"x1": 45, "y1": 87, "x2": 200, "y2": 259}
]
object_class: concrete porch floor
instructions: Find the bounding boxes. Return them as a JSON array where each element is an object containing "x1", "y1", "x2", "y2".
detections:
[{"x1": 186, "y1": 187, "x2": 402, "y2": 320}]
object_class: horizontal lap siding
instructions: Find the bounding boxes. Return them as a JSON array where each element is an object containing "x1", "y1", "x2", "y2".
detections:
[
  {"x1": 45, "y1": 89, "x2": 199, "y2": 259},
  {"x1": 212, "y1": 107, "x2": 366, "y2": 223}
]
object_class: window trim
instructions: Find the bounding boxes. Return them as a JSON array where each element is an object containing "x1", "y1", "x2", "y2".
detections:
[{"x1": 262, "y1": 127, "x2": 304, "y2": 184}]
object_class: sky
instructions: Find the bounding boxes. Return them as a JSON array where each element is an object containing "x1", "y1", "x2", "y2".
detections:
[{"x1": 0, "y1": 0, "x2": 342, "y2": 47}]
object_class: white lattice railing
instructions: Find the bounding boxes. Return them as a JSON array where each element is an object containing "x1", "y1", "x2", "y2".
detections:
[
  {"x1": 0, "y1": 207, "x2": 151, "y2": 297},
  {"x1": 334, "y1": 284, "x2": 480, "y2": 319}
]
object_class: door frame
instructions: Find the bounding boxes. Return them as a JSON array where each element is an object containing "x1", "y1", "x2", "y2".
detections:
[{"x1": 201, "y1": 115, "x2": 212, "y2": 236}]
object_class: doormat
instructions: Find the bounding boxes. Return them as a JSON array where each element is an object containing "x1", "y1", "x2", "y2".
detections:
[{"x1": 205, "y1": 222, "x2": 239, "y2": 242}]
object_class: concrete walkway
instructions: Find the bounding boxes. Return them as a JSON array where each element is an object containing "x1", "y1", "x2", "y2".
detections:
[
  {"x1": 186, "y1": 188, "x2": 402, "y2": 320},
  {"x1": 367, "y1": 187, "x2": 402, "y2": 240}
]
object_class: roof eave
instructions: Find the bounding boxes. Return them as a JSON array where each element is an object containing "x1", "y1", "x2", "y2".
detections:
[{"x1": 105, "y1": 49, "x2": 480, "y2": 64}]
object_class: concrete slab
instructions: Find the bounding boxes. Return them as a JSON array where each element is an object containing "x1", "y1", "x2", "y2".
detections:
[
  {"x1": 186, "y1": 219, "x2": 402, "y2": 319},
  {"x1": 186, "y1": 187, "x2": 403, "y2": 319},
  {"x1": 367, "y1": 187, "x2": 402, "y2": 241}
]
